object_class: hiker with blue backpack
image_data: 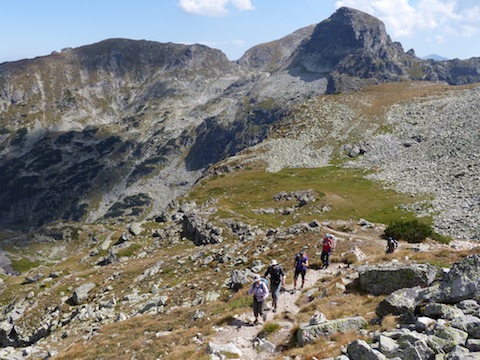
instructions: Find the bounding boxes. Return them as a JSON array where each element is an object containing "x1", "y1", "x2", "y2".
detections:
[
  {"x1": 264, "y1": 259, "x2": 286, "y2": 313},
  {"x1": 247, "y1": 274, "x2": 269, "y2": 325}
]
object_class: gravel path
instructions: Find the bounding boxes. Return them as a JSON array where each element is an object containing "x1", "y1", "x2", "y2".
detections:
[{"x1": 210, "y1": 268, "x2": 324, "y2": 359}]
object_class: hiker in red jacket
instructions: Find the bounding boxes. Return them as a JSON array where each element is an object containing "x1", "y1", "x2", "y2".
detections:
[{"x1": 321, "y1": 233, "x2": 335, "y2": 269}]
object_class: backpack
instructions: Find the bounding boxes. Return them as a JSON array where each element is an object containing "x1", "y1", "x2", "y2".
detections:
[
  {"x1": 323, "y1": 237, "x2": 334, "y2": 252},
  {"x1": 386, "y1": 238, "x2": 398, "y2": 253},
  {"x1": 251, "y1": 280, "x2": 269, "y2": 301},
  {"x1": 265, "y1": 266, "x2": 284, "y2": 284},
  {"x1": 295, "y1": 253, "x2": 308, "y2": 270}
]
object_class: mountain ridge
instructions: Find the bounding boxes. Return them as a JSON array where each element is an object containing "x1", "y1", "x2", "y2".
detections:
[
  {"x1": 0, "y1": 6, "x2": 479, "y2": 236},
  {"x1": 0, "y1": 7, "x2": 479, "y2": 359}
]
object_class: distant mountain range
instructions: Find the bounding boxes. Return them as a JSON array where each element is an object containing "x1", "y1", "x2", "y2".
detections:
[
  {"x1": 0, "y1": 6, "x2": 479, "y2": 232},
  {"x1": 422, "y1": 54, "x2": 449, "y2": 61}
]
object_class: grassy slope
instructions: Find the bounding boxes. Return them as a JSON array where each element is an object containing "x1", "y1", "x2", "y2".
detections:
[{"x1": 1, "y1": 81, "x2": 478, "y2": 359}]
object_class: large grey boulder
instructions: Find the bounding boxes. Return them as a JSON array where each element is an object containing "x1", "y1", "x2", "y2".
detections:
[
  {"x1": 296, "y1": 316, "x2": 367, "y2": 345},
  {"x1": 183, "y1": 212, "x2": 223, "y2": 246},
  {"x1": 457, "y1": 300, "x2": 480, "y2": 315},
  {"x1": 377, "y1": 334, "x2": 400, "y2": 355},
  {"x1": 434, "y1": 325, "x2": 469, "y2": 352},
  {"x1": 72, "y1": 282, "x2": 96, "y2": 305},
  {"x1": 228, "y1": 269, "x2": 255, "y2": 291},
  {"x1": 357, "y1": 263, "x2": 438, "y2": 295},
  {"x1": 451, "y1": 316, "x2": 480, "y2": 339},
  {"x1": 347, "y1": 339, "x2": 387, "y2": 360},
  {"x1": 345, "y1": 256, "x2": 480, "y2": 360},
  {"x1": 376, "y1": 286, "x2": 428, "y2": 317},
  {"x1": 423, "y1": 303, "x2": 465, "y2": 320},
  {"x1": 432, "y1": 255, "x2": 480, "y2": 304},
  {"x1": 390, "y1": 338, "x2": 436, "y2": 360}
]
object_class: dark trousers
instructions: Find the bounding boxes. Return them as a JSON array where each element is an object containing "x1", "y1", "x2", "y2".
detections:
[
  {"x1": 253, "y1": 297, "x2": 264, "y2": 317},
  {"x1": 321, "y1": 250, "x2": 331, "y2": 267},
  {"x1": 270, "y1": 282, "x2": 281, "y2": 302}
]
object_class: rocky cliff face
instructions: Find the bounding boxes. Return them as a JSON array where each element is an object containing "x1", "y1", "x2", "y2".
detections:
[
  {"x1": 0, "y1": 7, "x2": 479, "y2": 233},
  {"x1": 289, "y1": 7, "x2": 407, "y2": 78},
  {"x1": 288, "y1": 7, "x2": 480, "y2": 92}
]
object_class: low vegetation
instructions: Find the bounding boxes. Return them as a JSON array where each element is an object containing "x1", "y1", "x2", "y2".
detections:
[
  {"x1": 187, "y1": 166, "x2": 422, "y2": 228},
  {"x1": 385, "y1": 218, "x2": 450, "y2": 244}
]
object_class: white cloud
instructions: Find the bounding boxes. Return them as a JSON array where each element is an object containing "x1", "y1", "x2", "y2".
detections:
[
  {"x1": 178, "y1": 0, "x2": 254, "y2": 16},
  {"x1": 461, "y1": 25, "x2": 478, "y2": 37},
  {"x1": 435, "y1": 35, "x2": 446, "y2": 44},
  {"x1": 334, "y1": 0, "x2": 480, "y2": 39},
  {"x1": 231, "y1": 0, "x2": 254, "y2": 11}
]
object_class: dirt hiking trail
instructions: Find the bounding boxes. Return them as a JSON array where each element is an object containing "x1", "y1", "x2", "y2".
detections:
[
  {"x1": 207, "y1": 224, "x2": 479, "y2": 359},
  {"x1": 210, "y1": 264, "x2": 341, "y2": 360}
]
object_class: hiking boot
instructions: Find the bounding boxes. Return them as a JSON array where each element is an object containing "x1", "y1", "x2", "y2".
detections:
[{"x1": 253, "y1": 319, "x2": 259, "y2": 325}]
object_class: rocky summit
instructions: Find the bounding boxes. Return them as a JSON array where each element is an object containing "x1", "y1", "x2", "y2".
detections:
[{"x1": 0, "y1": 6, "x2": 479, "y2": 360}]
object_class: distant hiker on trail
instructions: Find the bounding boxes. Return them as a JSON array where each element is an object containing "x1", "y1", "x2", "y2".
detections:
[
  {"x1": 264, "y1": 259, "x2": 286, "y2": 313},
  {"x1": 293, "y1": 249, "x2": 309, "y2": 290},
  {"x1": 247, "y1": 274, "x2": 269, "y2": 325},
  {"x1": 386, "y1": 237, "x2": 398, "y2": 254},
  {"x1": 321, "y1": 233, "x2": 335, "y2": 269}
]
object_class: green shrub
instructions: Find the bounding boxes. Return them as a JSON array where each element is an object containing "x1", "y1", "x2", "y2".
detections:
[
  {"x1": 430, "y1": 232, "x2": 452, "y2": 244},
  {"x1": 384, "y1": 219, "x2": 433, "y2": 243},
  {"x1": 262, "y1": 322, "x2": 281, "y2": 335}
]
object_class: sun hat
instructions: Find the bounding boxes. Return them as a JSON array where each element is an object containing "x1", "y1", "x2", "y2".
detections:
[
  {"x1": 252, "y1": 274, "x2": 261, "y2": 282},
  {"x1": 271, "y1": 259, "x2": 278, "y2": 266}
]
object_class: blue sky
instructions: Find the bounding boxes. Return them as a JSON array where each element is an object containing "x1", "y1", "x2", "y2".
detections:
[{"x1": 1, "y1": 0, "x2": 480, "y2": 64}]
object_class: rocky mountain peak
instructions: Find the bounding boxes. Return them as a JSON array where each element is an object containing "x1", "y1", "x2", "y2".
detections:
[
  {"x1": 327, "y1": 7, "x2": 394, "y2": 54},
  {"x1": 289, "y1": 6, "x2": 409, "y2": 84}
]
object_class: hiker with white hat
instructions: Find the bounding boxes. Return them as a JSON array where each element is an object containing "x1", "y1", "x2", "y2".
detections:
[
  {"x1": 264, "y1": 259, "x2": 286, "y2": 313},
  {"x1": 247, "y1": 274, "x2": 269, "y2": 325}
]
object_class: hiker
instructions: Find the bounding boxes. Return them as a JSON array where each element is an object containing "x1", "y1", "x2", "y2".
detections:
[
  {"x1": 247, "y1": 274, "x2": 269, "y2": 325},
  {"x1": 321, "y1": 233, "x2": 335, "y2": 269},
  {"x1": 385, "y1": 237, "x2": 398, "y2": 254},
  {"x1": 264, "y1": 259, "x2": 286, "y2": 313},
  {"x1": 293, "y1": 249, "x2": 309, "y2": 290}
]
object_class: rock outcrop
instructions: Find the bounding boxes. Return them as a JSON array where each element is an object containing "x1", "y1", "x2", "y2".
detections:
[
  {"x1": 357, "y1": 262, "x2": 438, "y2": 295},
  {"x1": 339, "y1": 255, "x2": 480, "y2": 359}
]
